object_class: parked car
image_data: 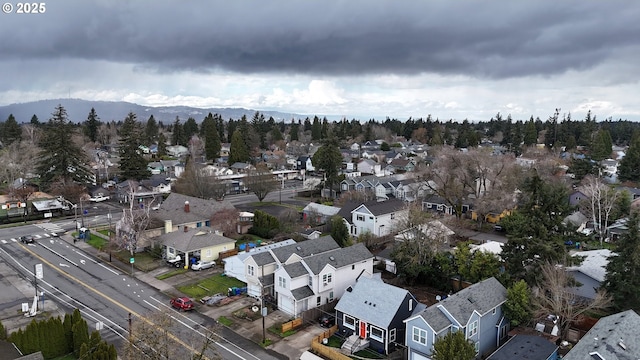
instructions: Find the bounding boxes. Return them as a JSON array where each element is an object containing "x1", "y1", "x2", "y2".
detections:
[
  {"x1": 19, "y1": 235, "x2": 35, "y2": 244},
  {"x1": 89, "y1": 194, "x2": 110, "y2": 202},
  {"x1": 191, "y1": 260, "x2": 215, "y2": 271},
  {"x1": 319, "y1": 315, "x2": 335, "y2": 328},
  {"x1": 494, "y1": 224, "x2": 505, "y2": 232},
  {"x1": 170, "y1": 297, "x2": 195, "y2": 311}
]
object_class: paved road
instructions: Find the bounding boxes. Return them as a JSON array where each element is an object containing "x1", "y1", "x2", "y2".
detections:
[{"x1": 0, "y1": 227, "x2": 285, "y2": 360}]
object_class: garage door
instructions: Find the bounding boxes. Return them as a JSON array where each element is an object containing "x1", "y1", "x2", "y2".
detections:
[
  {"x1": 410, "y1": 351, "x2": 430, "y2": 360},
  {"x1": 278, "y1": 294, "x2": 295, "y2": 316}
]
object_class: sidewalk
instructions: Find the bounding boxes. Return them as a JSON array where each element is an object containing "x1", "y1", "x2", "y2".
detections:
[{"x1": 62, "y1": 234, "x2": 324, "y2": 359}]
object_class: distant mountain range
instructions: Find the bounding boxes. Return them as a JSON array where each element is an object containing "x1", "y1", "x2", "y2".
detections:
[{"x1": 0, "y1": 99, "x2": 307, "y2": 124}]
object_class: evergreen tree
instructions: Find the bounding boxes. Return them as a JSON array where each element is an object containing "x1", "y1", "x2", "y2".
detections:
[
  {"x1": 227, "y1": 119, "x2": 237, "y2": 143},
  {"x1": 321, "y1": 117, "x2": 329, "y2": 138},
  {"x1": 503, "y1": 280, "x2": 532, "y2": 327},
  {"x1": 2, "y1": 114, "x2": 22, "y2": 145},
  {"x1": 118, "y1": 112, "x2": 151, "y2": 181},
  {"x1": 590, "y1": 129, "x2": 613, "y2": 161},
  {"x1": 84, "y1": 107, "x2": 100, "y2": 143},
  {"x1": 500, "y1": 173, "x2": 572, "y2": 284},
  {"x1": 604, "y1": 211, "x2": 640, "y2": 312},
  {"x1": 289, "y1": 122, "x2": 300, "y2": 141},
  {"x1": 523, "y1": 117, "x2": 537, "y2": 146},
  {"x1": 144, "y1": 114, "x2": 159, "y2": 146},
  {"x1": 312, "y1": 135, "x2": 343, "y2": 196},
  {"x1": 618, "y1": 131, "x2": 640, "y2": 182},
  {"x1": 0, "y1": 319, "x2": 5, "y2": 340},
  {"x1": 171, "y1": 117, "x2": 187, "y2": 146},
  {"x1": 36, "y1": 105, "x2": 93, "y2": 189},
  {"x1": 157, "y1": 133, "x2": 168, "y2": 157},
  {"x1": 431, "y1": 331, "x2": 476, "y2": 360},
  {"x1": 183, "y1": 116, "x2": 199, "y2": 141},
  {"x1": 72, "y1": 319, "x2": 89, "y2": 356},
  {"x1": 330, "y1": 215, "x2": 351, "y2": 247},
  {"x1": 30, "y1": 114, "x2": 40, "y2": 126},
  {"x1": 202, "y1": 113, "x2": 221, "y2": 161},
  {"x1": 228, "y1": 129, "x2": 250, "y2": 164},
  {"x1": 271, "y1": 126, "x2": 284, "y2": 142}
]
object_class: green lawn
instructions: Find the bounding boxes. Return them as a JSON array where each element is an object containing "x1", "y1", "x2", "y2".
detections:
[
  {"x1": 156, "y1": 268, "x2": 188, "y2": 280},
  {"x1": 177, "y1": 274, "x2": 246, "y2": 299},
  {"x1": 86, "y1": 234, "x2": 107, "y2": 249}
]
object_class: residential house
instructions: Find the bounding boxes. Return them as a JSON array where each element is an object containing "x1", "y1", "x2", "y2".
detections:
[
  {"x1": 297, "y1": 156, "x2": 315, "y2": 172},
  {"x1": 340, "y1": 178, "x2": 358, "y2": 192},
  {"x1": 606, "y1": 217, "x2": 629, "y2": 241},
  {"x1": 566, "y1": 249, "x2": 611, "y2": 302},
  {"x1": 115, "y1": 180, "x2": 162, "y2": 207},
  {"x1": 335, "y1": 276, "x2": 423, "y2": 355},
  {"x1": 302, "y1": 203, "x2": 341, "y2": 225},
  {"x1": 230, "y1": 162, "x2": 254, "y2": 174},
  {"x1": 237, "y1": 211, "x2": 254, "y2": 234},
  {"x1": 222, "y1": 239, "x2": 296, "y2": 283},
  {"x1": 563, "y1": 310, "x2": 640, "y2": 360},
  {"x1": 300, "y1": 229, "x2": 322, "y2": 240},
  {"x1": 220, "y1": 143, "x2": 231, "y2": 157},
  {"x1": 149, "y1": 193, "x2": 236, "y2": 238},
  {"x1": 568, "y1": 190, "x2": 588, "y2": 208},
  {"x1": 243, "y1": 236, "x2": 341, "y2": 298},
  {"x1": 404, "y1": 277, "x2": 509, "y2": 359},
  {"x1": 339, "y1": 198, "x2": 407, "y2": 237},
  {"x1": 388, "y1": 158, "x2": 416, "y2": 173},
  {"x1": 486, "y1": 334, "x2": 558, "y2": 360},
  {"x1": 274, "y1": 242, "x2": 374, "y2": 317},
  {"x1": 158, "y1": 226, "x2": 235, "y2": 267},
  {"x1": 141, "y1": 174, "x2": 172, "y2": 194},
  {"x1": 422, "y1": 195, "x2": 472, "y2": 216},
  {"x1": 358, "y1": 159, "x2": 381, "y2": 176},
  {"x1": 601, "y1": 158, "x2": 618, "y2": 177},
  {"x1": 166, "y1": 145, "x2": 189, "y2": 158},
  {"x1": 394, "y1": 220, "x2": 455, "y2": 246}
]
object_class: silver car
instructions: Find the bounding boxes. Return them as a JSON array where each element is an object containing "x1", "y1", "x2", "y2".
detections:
[{"x1": 191, "y1": 260, "x2": 215, "y2": 271}]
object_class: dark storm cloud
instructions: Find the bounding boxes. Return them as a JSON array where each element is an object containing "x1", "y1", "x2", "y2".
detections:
[{"x1": 2, "y1": 1, "x2": 639, "y2": 79}]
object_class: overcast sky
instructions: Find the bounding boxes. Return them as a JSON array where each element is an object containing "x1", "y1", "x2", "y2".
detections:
[{"x1": 2, "y1": 1, "x2": 639, "y2": 121}]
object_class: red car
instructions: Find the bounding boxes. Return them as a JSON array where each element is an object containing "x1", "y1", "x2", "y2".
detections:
[{"x1": 170, "y1": 297, "x2": 195, "y2": 311}]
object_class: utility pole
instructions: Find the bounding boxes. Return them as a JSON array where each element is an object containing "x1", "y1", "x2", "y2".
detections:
[{"x1": 108, "y1": 210, "x2": 112, "y2": 262}]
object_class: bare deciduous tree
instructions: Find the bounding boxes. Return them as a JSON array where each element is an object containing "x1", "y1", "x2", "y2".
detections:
[
  {"x1": 531, "y1": 262, "x2": 612, "y2": 338},
  {"x1": 173, "y1": 162, "x2": 228, "y2": 200},
  {"x1": 0, "y1": 141, "x2": 38, "y2": 186},
  {"x1": 123, "y1": 311, "x2": 220, "y2": 360},
  {"x1": 244, "y1": 163, "x2": 277, "y2": 202},
  {"x1": 209, "y1": 208, "x2": 240, "y2": 236},
  {"x1": 115, "y1": 183, "x2": 155, "y2": 254},
  {"x1": 579, "y1": 175, "x2": 618, "y2": 246}
]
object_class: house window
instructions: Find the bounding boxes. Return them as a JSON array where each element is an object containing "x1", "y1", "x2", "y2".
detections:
[
  {"x1": 352, "y1": 264, "x2": 355, "y2": 270},
  {"x1": 344, "y1": 315, "x2": 356, "y2": 330},
  {"x1": 323, "y1": 273, "x2": 332, "y2": 284},
  {"x1": 247, "y1": 265, "x2": 255, "y2": 276},
  {"x1": 370, "y1": 326, "x2": 384, "y2": 342},
  {"x1": 356, "y1": 215, "x2": 365, "y2": 222},
  {"x1": 437, "y1": 204, "x2": 443, "y2": 211},
  {"x1": 492, "y1": 308, "x2": 497, "y2": 315},
  {"x1": 468, "y1": 320, "x2": 478, "y2": 337},
  {"x1": 426, "y1": 203, "x2": 432, "y2": 209},
  {"x1": 474, "y1": 341, "x2": 479, "y2": 354},
  {"x1": 168, "y1": 248, "x2": 175, "y2": 255},
  {"x1": 308, "y1": 276, "x2": 313, "y2": 287},
  {"x1": 196, "y1": 222, "x2": 202, "y2": 227},
  {"x1": 317, "y1": 296, "x2": 321, "y2": 307},
  {"x1": 205, "y1": 220, "x2": 211, "y2": 227},
  {"x1": 390, "y1": 213, "x2": 395, "y2": 220},
  {"x1": 389, "y1": 328, "x2": 396, "y2": 342},
  {"x1": 278, "y1": 276, "x2": 287, "y2": 288},
  {"x1": 205, "y1": 249, "x2": 211, "y2": 257},
  {"x1": 329, "y1": 291, "x2": 334, "y2": 302},
  {"x1": 412, "y1": 327, "x2": 427, "y2": 345}
]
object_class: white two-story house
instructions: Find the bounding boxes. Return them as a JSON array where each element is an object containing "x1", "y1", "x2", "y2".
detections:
[
  {"x1": 243, "y1": 236, "x2": 340, "y2": 298},
  {"x1": 274, "y1": 243, "x2": 374, "y2": 317},
  {"x1": 342, "y1": 198, "x2": 407, "y2": 237}
]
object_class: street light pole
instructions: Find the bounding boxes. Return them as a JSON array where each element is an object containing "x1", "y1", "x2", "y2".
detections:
[{"x1": 108, "y1": 210, "x2": 112, "y2": 262}]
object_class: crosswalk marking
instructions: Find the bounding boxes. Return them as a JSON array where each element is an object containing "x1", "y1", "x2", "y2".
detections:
[
  {"x1": 11, "y1": 238, "x2": 17, "y2": 242},
  {"x1": 34, "y1": 234, "x2": 42, "y2": 239},
  {"x1": 1, "y1": 240, "x2": 6, "y2": 244}
]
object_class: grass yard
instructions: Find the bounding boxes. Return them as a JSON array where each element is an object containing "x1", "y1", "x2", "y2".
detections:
[
  {"x1": 113, "y1": 250, "x2": 162, "y2": 272},
  {"x1": 86, "y1": 234, "x2": 107, "y2": 250},
  {"x1": 326, "y1": 335, "x2": 344, "y2": 348},
  {"x1": 156, "y1": 268, "x2": 188, "y2": 280},
  {"x1": 177, "y1": 274, "x2": 246, "y2": 299},
  {"x1": 217, "y1": 316, "x2": 233, "y2": 327}
]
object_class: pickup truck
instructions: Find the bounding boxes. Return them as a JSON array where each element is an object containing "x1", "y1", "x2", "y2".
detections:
[{"x1": 89, "y1": 195, "x2": 110, "y2": 202}]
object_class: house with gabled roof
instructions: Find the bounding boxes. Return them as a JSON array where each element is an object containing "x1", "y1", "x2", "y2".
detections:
[
  {"x1": 404, "y1": 277, "x2": 509, "y2": 359},
  {"x1": 486, "y1": 334, "x2": 558, "y2": 360},
  {"x1": 243, "y1": 235, "x2": 340, "y2": 298},
  {"x1": 335, "y1": 276, "x2": 423, "y2": 355},
  {"x1": 341, "y1": 198, "x2": 407, "y2": 237},
  {"x1": 358, "y1": 158, "x2": 381, "y2": 176},
  {"x1": 158, "y1": 226, "x2": 236, "y2": 267},
  {"x1": 273, "y1": 242, "x2": 374, "y2": 317},
  {"x1": 150, "y1": 193, "x2": 236, "y2": 236},
  {"x1": 563, "y1": 310, "x2": 640, "y2": 360},
  {"x1": 566, "y1": 249, "x2": 612, "y2": 302}
]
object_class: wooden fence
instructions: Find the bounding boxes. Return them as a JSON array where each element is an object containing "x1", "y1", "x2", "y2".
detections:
[
  {"x1": 281, "y1": 318, "x2": 303, "y2": 333},
  {"x1": 310, "y1": 325, "x2": 352, "y2": 360}
]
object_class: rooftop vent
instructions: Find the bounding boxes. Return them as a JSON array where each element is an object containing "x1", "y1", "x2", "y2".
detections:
[
  {"x1": 296, "y1": 246, "x2": 302, "y2": 251},
  {"x1": 184, "y1": 201, "x2": 190, "y2": 213},
  {"x1": 618, "y1": 340, "x2": 627, "y2": 350},
  {"x1": 329, "y1": 256, "x2": 335, "y2": 261}
]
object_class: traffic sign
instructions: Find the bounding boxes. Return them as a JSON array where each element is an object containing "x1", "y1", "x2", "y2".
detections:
[{"x1": 130, "y1": 257, "x2": 135, "y2": 264}]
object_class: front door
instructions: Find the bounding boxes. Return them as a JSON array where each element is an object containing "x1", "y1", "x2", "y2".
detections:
[{"x1": 359, "y1": 321, "x2": 367, "y2": 338}]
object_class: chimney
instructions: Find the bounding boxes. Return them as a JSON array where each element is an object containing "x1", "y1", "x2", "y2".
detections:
[
  {"x1": 184, "y1": 225, "x2": 189, "y2": 232},
  {"x1": 184, "y1": 201, "x2": 190, "y2": 213},
  {"x1": 164, "y1": 219, "x2": 173, "y2": 233}
]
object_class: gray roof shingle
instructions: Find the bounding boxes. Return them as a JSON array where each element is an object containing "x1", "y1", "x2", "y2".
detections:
[
  {"x1": 153, "y1": 193, "x2": 236, "y2": 225},
  {"x1": 291, "y1": 286, "x2": 315, "y2": 300},
  {"x1": 354, "y1": 198, "x2": 406, "y2": 216},
  {"x1": 304, "y1": 243, "x2": 373, "y2": 275},
  {"x1": 283, "y1": 262, "x2": 308, "y2": 278},
  {"x1": 270, "y1": 235, "x2": 340, "y2": 263},
  {"x1": 563, "y1": 310, "x2": 640, "y2": 360},
  {"x1": 335, "y1": 276, "x2": 413, "y2": 328},
  {"x1": 158, "y1": 226, "x2": 235, "y2": 252},
  {"x1": 418, "y1": 277, "x2": 506, "y2": 332}
]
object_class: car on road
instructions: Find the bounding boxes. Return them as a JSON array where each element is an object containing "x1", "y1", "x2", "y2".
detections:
[
  {"x1": 89, "y1": 194, "x2": 110, "y2": 202},
  {"x1": 19, "y1": 235, "x2": 35, "y2": 244},
  {"x1": 191, "y1": 260, "x2": 215, "y2": 271},
  {"x1": 170, "y1": 297, "x2": 195, "y2": 311}
]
